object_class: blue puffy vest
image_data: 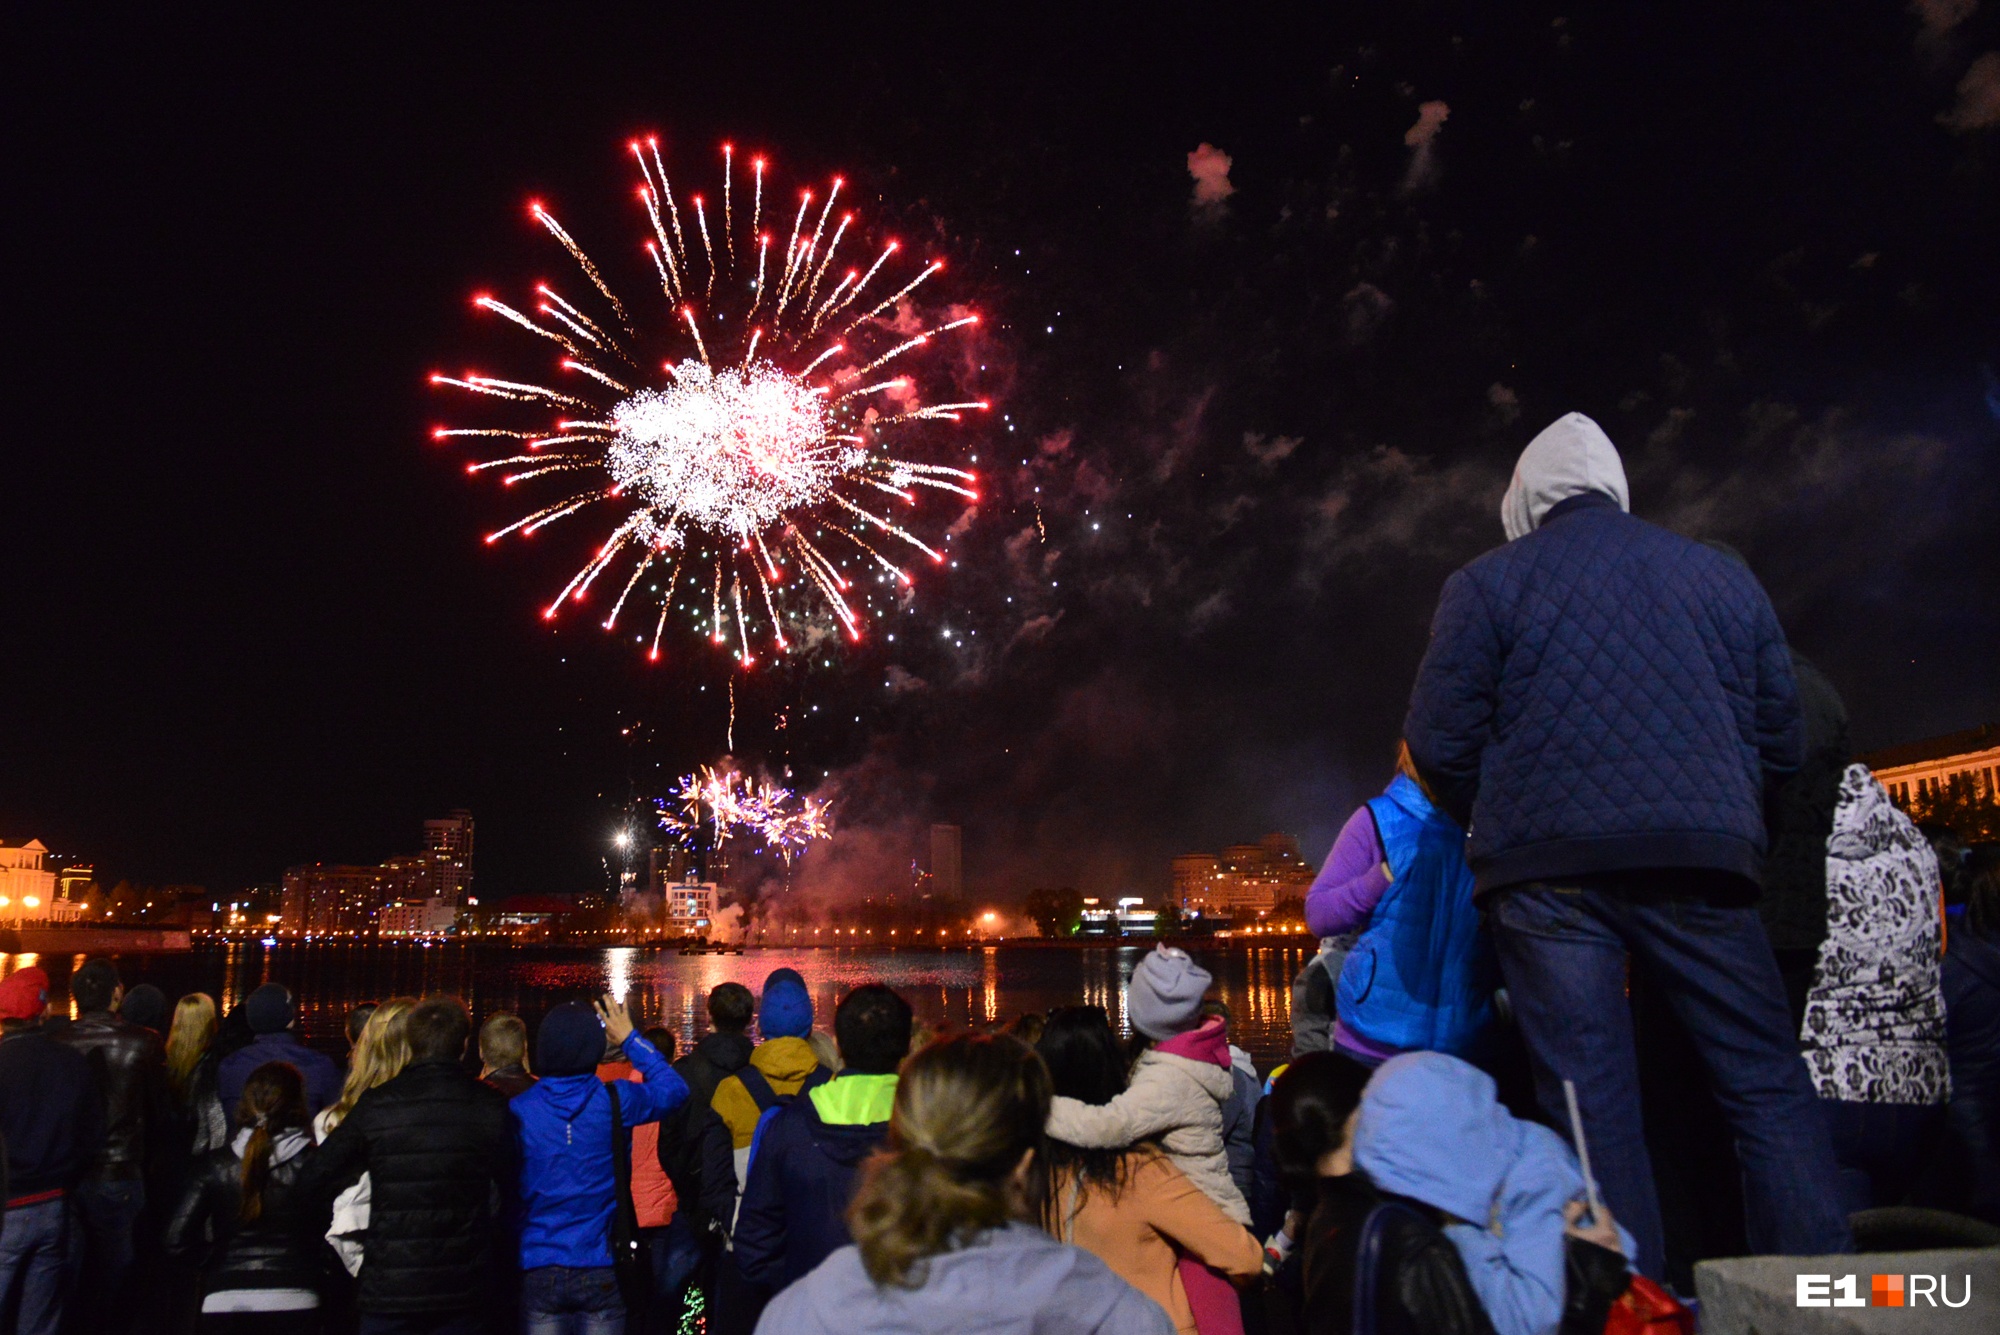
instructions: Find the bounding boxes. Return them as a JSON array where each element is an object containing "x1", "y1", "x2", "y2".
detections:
[{"x1": 1335, "y1": 774, "x2": 1495, "y2": 1055}]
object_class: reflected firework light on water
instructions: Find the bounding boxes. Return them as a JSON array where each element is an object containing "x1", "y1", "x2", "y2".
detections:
[
  {"x1": 658, "y1": 764, "x2": 831, "y2": 863},
  {"x1": 433, "y1": 136, "x2": 990, "y2": 667}
]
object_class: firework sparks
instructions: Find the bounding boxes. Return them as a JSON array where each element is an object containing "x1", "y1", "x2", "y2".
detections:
[
  {"x1": 435, "y1": 136, "x2": 988, "y2": 665},
  {"x1": 659, "y1": 765, "x2": 832, "y2": 863}
]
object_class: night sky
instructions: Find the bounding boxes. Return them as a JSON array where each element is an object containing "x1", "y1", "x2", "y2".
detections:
[{"x1": 5, "y1": 5, "x2": 1997, "y2": 905}]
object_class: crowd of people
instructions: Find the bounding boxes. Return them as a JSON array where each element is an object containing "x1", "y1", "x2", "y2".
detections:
[{"x1": 2, "y1": 411, "x2": 1997, "y2": 1335}]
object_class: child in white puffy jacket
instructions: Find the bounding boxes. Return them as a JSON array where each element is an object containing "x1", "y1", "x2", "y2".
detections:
[{"x1": 1046, "y1": 946, "x2": 1249, "y2": 1223}]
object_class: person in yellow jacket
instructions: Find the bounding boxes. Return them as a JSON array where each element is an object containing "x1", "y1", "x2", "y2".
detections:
[{"x1": 706, "y1": 969, "x2": 828, "y2": 1223}]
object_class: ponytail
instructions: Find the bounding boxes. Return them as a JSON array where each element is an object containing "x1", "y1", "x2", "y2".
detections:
[
  {"x1": 847, "y1": 1034, "x2": 1049, "y2": 1288},
  {"x1": 233, "y1": 1062, "x2": 308, "y2": 1223}
]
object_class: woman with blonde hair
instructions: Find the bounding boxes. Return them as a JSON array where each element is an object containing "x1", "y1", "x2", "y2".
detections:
[
  {"x1": 167, "y1": 992, "x2": 230, "y2": 1155},
  {"x1": 314, "y1": 997, "x2": 414, "y2": 1276},
  {"x1": 756, "y1": 1034, "x2": 1171, "y2": 1334}
]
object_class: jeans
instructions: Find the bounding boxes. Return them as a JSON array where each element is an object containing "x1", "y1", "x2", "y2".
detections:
[
  {"x1": 523, "y1": 1265, "x2": 625, "y2": 1335},
  {"x1": 67, "y1": 1177, "x2": 144, "y2": 1333},
  {"x1": 0, "y1": 1197, "x2": 71, "y2": 1335},
  {"x1": 1823, "y1": 1098, "x2": 1944, "y2": 1215},
  {"x1": 646, "y1": 1218, "x2": 703, "y2": 1304},
  {"x1": 1489, "y1": 881, "x2": 1852, "y2": 1278}
]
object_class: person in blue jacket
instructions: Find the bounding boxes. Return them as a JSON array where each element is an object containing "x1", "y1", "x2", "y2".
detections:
[
  {"x1": 513, "y1": 993, "x2": 690, "y2": 1335},
  {"x1": 1401, "y1": 411, "x2": 1847, "y2": 1278},
  {"x1": 733, "y1": 983, "x2": 913, "y2": 1293}
]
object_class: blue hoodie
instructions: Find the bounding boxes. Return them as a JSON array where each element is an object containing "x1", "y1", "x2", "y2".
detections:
[
  {"x1": 512, "y1": 1031, "x2": 690, "y2": 1270},
  {"x1": 1353, "y1": 1053, "x2": 1632, "y2": 1335},
  {"x1": 754, "y1": 1222, "x2": 1172, "y2": 1335}
]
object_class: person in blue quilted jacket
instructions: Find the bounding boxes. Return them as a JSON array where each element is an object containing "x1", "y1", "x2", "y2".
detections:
[{"x1": 1401, "y1": 411, "x2": 1850, "y2": 1280}]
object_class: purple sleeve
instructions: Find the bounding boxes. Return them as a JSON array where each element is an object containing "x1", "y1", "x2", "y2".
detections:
[{"x1": 1304, "y1": 805, "x2": 1391, "y2": 938}]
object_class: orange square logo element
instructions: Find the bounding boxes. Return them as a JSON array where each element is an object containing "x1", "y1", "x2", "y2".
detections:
[{"x1": 1871, "y1": 1274, "x2": 1904, "y2": 1307}]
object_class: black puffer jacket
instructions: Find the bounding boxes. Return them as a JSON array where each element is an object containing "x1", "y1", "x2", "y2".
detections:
[
  {"x1": 294, "y1": 1059, "x2": 516, "y2": 1315},
  {"x1": 165, "y1": 1131, "x2": 328, "y2": 1296}
]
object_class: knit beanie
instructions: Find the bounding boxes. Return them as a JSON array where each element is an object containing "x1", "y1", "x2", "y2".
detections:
[
  {"x1": 244, "y1": 983, "x2": 294, "y2": 1035},
  {"x1": 0, "y1": 967, "x2": 49, "y2": 1021},
  {"x1": 1127, "y1": 946, "x2": 1212, "y2": 1041},
  {"x1": 758, "y1": 977, "x2": 814, "y2": 1040},
  {"x1": 120, "y1": 983, "x2": 168, "y2": 1032},
  {"x1": 536, "y1": 1001, "x2": 607, "y2": 1077},
  {"x1": 763, "y1": 967, "x2": 806, "y2": 993}
]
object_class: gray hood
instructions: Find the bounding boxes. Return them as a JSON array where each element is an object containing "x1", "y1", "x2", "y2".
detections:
[{"x1": 1500, "y1": 412, "x2": 1630, "y2": 541}]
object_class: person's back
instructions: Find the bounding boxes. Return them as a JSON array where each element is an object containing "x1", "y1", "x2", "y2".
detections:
[
  {"x1": 477, "y1": 1012, "x2": 536, "y2": 1099},
  {"x1": 0, "y1": 968, "x2": 105, "y2": 1335},
  {"x1": 659, "y1": 981, "x2": 756, "y2": 1233},
  {"x1": 218, "y1": 984, "x2": 342, "y2": 1119},
  {"x1": 54, "y1": 957, "x2": 165, "y2": 1334},
  {"x1": 1400, "y1": 411, "x2": 1845, "y2": 1279},
  {"x1": 296, "y1": 995, "x2": 516, "y2": 1324},
  {"x1": 513, "y1": 996, "x2": 689, "y2": 1331},
  {"x1": 757, "y1": 1034, "x2": 1170, "y2": 1335},
  {"x1": 1801, "y1": 766, "x2": 1950, "y2": 1212},
  {"x1": 1944, "y1": 848, "x2": 2000, "y2": 1222},
  {"x1": 736, "y1": 984, "x2": 910, "y2": 1291},
  {"x1": 164, "y1": 1061, "x2": 326, "y2": 1324}
]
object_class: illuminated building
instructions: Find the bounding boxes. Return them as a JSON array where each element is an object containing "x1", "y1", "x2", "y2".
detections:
[
  {"x1": 1079, "y1": 896, "x2": 1160, "y2": 937},
  {"x1": 1866, "y1": 723, "x2": 2000, "y2": 809},
  {"x1": 665, "y1": 878, "x2": 718, "y2": 935},
  {"x1": 278, "y1": 812, "x2": 476, "y2": 937},
  {"x1": 0, "y1": 840, "x2": 60, "y2": 921},
  {"x1": 931, "y1": 824, "x2": 963, "y2": 900},
  {"x1": 1172, "y1": 833, "x2": 1315, "y2": 920},
  {"x1": 56, "y1": 863, "x2": 97, "y2": 904},
  {"x1": 378, "y1": 898, "x2": 460, "y2": 939}
]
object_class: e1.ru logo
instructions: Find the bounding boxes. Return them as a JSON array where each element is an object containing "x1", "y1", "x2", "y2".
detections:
[{"x1": 1796, "y1": 1273, "x2": 1971, "y2": 1308}]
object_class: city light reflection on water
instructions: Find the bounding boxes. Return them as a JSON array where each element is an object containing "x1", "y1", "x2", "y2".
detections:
[{"x1": 0, "y1": 940, "x2": 1317, "y2": 1071}]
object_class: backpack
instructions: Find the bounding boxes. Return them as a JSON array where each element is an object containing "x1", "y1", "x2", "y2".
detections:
[{"x1": 737, "y1": 1064, "x2": 832, "y2": 1183}]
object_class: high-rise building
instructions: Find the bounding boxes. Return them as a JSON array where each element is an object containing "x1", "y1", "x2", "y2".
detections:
[
  {"x1": 280, "y1": 811, "x2": 477, "y2": 936},
  {"x1": 930, "y1": 824, "x2": 963, "y2": 900},
  {"x1": 280, "y1": 864, "x2": 385, "y2": 935},
  {"x1": 1172, "y1": 834, "x2": 1315, "y2": 919}
]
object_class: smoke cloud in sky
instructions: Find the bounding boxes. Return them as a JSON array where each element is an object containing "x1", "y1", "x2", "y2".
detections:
[
  {"x1": 1401, "y1": 99, "x2": 1450, "y2": 190},
  {"x1": 1941, "y1": 51, "x2": 2000, "y2": 130},
  {"x1": 1187, "y1": 142, "x2": 1235, "y2": 211}
]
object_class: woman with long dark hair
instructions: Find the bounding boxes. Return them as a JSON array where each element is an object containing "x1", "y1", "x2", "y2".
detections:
[
  {"x1": 166, "y1": 1060, "x2": 327, "y2": 1332},
  {"x1": 756, "y1": 1033, "x2": 1171, "y2": 1334},
  {"x1": 1035, "y1": 1007, "x2": 1261, "y2": 1334}
]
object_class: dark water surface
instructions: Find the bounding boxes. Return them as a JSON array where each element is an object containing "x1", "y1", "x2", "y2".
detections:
[{"x1": 5, "y1": 940, "x2": 1315, "y2": 1072}]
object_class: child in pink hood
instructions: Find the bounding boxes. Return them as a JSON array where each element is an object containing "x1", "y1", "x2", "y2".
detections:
[{"x1": 1047, "y1": 946, "x2": 1248, "y2": 1334}]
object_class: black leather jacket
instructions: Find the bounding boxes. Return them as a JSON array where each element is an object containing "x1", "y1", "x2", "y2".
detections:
[
  {"x1": 165, "y1": 1135, "x2": 328, "y2": 1295},
  {"x1": 1302, "y1": 1175, "x2": 1630, "y2": 1335},
  {"x1": 1304, "y1": 1175, "x2": 1498, "y2": 1335},
  {"x1": 57, "y1": 1012, "x2": 166, "y2": 1180}
]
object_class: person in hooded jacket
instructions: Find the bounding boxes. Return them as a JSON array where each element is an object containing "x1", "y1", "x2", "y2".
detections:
[
  {"x1": 705, "y1": 970, "x2": 829, "y2": 1221},
  {"x1": 1351, "y1": 1053, "x2": 1634, "y2": 1335},
  {"x1": 1400, "y1": 411, "x2": 1847, "y2": 1278},
  {"x1": 166, "y1": 1061, "x2": 329, "y2": 1332},
  {"x1": 1036, "y1": 1006, "x2": 1263, "y2": 1335},
  {"x1": 1798, "y1": 770, "x2": 1951, "y2": 1214},
  {"x1": 734, "y1": 984, "x2": 912, "y2": 1293},
  {"x1": 512, "y1": 994, "x2": 690, "y2": 1335},
  {"x1": 1046, "y1": 947, "x2": 1248, "y2": 1335},
  {"x1": 755, "y1": 1033, "x2": 1171, "y2": 1335}
]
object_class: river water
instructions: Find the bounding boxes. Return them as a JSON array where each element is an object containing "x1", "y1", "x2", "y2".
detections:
[{"x1": 7, "y1": 940, "x2": 1316, "y2": 1073}]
